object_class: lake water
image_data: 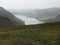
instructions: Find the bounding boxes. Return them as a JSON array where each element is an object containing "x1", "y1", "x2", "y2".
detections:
[{"x1": 15, "y1": 15, "x2": 44, "y2": 25}]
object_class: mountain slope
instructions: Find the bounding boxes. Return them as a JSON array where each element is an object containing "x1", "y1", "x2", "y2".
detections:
[
  {"x1": 44, "y1": 15, "x2": 60, "y2": 23},
  {"x1": 0, "y1": 7, "x2": 25, "y2": 27},
  {"x1": 0, "y1": 16, "x2": 15, "y2": 29},
  {"x1": 55, "y1": 15, "x2": 60, "y2": 21}
]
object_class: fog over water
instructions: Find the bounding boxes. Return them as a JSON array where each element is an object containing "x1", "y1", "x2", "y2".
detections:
[{"x1": 15, "y1": 15, "x2": 44, "y2": 25}]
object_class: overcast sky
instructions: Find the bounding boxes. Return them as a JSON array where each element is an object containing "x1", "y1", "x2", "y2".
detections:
[{"x1": 0, "y1": 0, "x2": 60, "y2": 9}]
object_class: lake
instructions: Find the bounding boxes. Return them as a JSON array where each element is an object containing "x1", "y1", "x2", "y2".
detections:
[{"x1": 15, "y1": 15, "x2": 44, "y2": 25}]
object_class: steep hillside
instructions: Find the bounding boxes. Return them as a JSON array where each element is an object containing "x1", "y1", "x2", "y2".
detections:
[
  {"x1": 0, "y1": 22, "x2": 60, "y2": 45},
  {"x1": 0, "y1": 16, "x2": 15, "y2": 29},
  {"x1": 0, "y1": 7, "x2": 25, "y2": 26}
]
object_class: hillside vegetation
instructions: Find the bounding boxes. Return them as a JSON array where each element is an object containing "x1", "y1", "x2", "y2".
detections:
[{"x1": 0, "y1": 22, "x2": 60, "y2": 45}]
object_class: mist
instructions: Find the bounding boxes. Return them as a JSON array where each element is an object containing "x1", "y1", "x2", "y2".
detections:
[{"x1": 0, "y1": 0, "x2": 60, "y2": 9}]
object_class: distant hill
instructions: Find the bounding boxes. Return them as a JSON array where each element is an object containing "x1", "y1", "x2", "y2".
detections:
[
  {"x1": 9, "y1": 8, "x2": 60, "y2": 21},
  {"x1": 55, "y1": 15, "x2": 60, "y2": 21},
  {"x1": 0, "y1": 7, "x2": 25, "y2": 28},
  {"x1": 44, "y1": 15, "x2": 60, "y2": 23}
]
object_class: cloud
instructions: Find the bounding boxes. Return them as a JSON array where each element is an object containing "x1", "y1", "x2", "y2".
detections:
[{"x1": 0, "y1": 0, "x2": 60, "y2": 9}]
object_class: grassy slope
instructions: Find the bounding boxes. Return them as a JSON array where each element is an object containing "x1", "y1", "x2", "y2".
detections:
[{"x1": 0, "y1": 22, "x2": 60, "y2": 45}]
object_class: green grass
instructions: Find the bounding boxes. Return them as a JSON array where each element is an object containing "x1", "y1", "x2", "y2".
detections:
[{"x1": 0, "y1": 22, "x2": 60, "y2": 45}]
